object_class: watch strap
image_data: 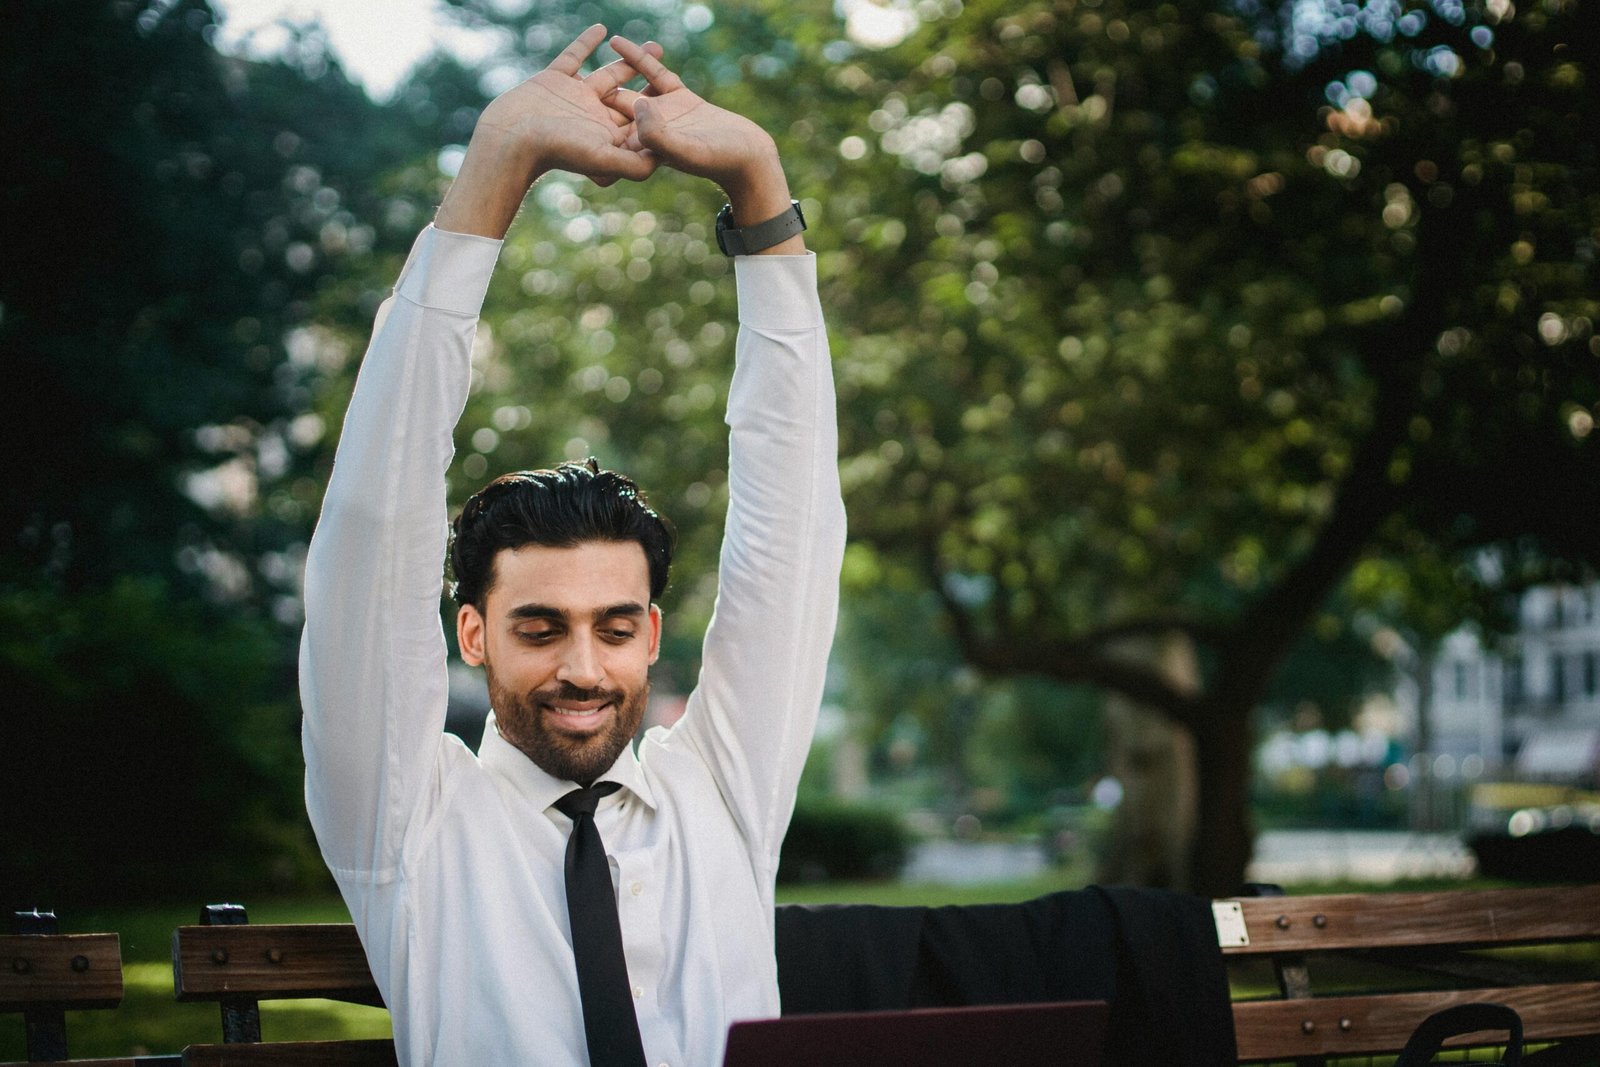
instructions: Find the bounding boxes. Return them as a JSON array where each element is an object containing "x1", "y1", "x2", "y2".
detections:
[{"x1": 716, "y1": 200, "x2": 806, "y2": 256}]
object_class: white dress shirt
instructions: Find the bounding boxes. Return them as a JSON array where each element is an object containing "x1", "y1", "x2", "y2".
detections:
[{"x1": 299, "y1": 224, "x2": 845, "y2": 1067}]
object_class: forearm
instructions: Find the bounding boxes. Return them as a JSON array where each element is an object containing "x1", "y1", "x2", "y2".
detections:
[
  {"x1": 434, "y1": 132, "x2": 541, "y2": 240},
  {"x1": 721, "y1": 148, "x2": 806, "y2": 257},
  {"x1": 722, "y1": 259, "x2": 841, "y2": 554}
]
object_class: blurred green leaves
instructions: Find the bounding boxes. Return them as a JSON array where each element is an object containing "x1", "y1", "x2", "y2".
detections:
[
  {"x1": 6, "y1": 0, "x2": 1595, "y2": 900},
  {"x1": 413, "y1": 0, "x2": 1598, "y2": 891},
  {"x1": 1, "y1": 0, "x2": 438, "y2": 903}
]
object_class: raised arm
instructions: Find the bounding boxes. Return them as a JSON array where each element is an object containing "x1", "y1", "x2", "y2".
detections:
[
  {"x1": 607, "y1": 40, "x2": 843, "y2": 863},
  {"x1": 299, "y1": 221, "x2": 496, "y2": 879},
  {"x1": 300, "y1": 28, "x2": 661, "y2": 878},
  {"x1": 688, "y1": 253, "x2": 844, "y2": 869}
]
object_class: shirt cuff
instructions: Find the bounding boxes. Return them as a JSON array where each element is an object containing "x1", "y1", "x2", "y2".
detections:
[
  {"x1": 734, "y1": 251, "x2": 824, "y2": 332},
  {"x1": 394, "y1": 224, "x2": 503, "y2": 316}
]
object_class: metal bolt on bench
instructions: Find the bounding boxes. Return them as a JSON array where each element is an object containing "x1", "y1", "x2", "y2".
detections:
[{"x1": 1, "y1": 909, "x2": 176, "y2": 1066}]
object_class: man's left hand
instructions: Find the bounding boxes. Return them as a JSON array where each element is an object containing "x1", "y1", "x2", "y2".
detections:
[{"x1": 608, "y1": 35, "x2": 802, "y2": 246}]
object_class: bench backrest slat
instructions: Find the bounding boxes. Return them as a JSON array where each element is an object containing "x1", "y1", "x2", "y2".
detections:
[
  {"x1": 171, "y1": 926, "x2": 380, "y2": 1006},
  {"x1": 1233, "y1": 979, "x2": 1600, "y2": 1060},
  {"x1": 1220, "y1": 885, "x2": 1600, "y2": 955},
  {"x1": 181, "y1": 1038, "x2": 398, "y2": 1066},
  {"x1": 0, "y1": 933, "x2": 123, "y2": 1012}
]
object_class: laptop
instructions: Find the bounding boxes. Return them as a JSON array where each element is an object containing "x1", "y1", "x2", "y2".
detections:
[{"x1": 722, "y1": 1000, "x2": 1110, "y2": 1066}]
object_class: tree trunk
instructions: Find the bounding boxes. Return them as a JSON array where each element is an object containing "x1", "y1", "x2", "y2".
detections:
[
  {"x1": 1189, "y1": 704, "x2": 1257, "y2": 897},
  {"x1": 1097, "y1": 633, "x2": 1201, "y2": 889}
]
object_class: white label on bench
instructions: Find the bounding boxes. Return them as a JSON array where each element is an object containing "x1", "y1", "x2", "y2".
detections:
[{"x1": 1212, "y1": 901, "x2": 1249, "y2": 947}]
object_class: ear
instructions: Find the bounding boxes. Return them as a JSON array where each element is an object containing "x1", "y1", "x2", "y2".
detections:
[
  {"x1": 647, "y1": 603, "x2": 663, "y2": 666},
  {"x1": 458, "y1": 604, "x2": 487, "y2": 666}
]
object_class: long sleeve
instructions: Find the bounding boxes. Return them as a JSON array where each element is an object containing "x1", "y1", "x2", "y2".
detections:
[
  {"x1": 299, "y1": 225, "x2": 501, "y2": 880},
  {"x1": 674, "y1": 251, "x2": 846, "y2": 868}
]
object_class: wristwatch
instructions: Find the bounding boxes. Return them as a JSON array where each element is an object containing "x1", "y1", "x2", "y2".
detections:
[{"x1": 715, "y1": 200, "x2": 807, "y2": 257}]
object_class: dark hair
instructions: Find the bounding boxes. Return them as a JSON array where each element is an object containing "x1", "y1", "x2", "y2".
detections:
[{"x1": 449, "y1": 458, "x2": 673, "y2": 610}]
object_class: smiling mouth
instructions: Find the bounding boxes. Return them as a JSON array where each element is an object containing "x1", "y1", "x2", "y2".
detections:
[{"x1": 542, "y1": 701, "x2": 614, "y2": 730}]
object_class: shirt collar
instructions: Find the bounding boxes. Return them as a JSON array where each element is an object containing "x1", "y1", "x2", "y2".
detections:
[{"x1": 478, "y1": 712, "x2": 657, "y2": 815}]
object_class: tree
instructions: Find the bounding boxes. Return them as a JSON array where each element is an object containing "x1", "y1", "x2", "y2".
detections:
[
  {"x1": 803, "y1": 0, "x2": 1598, "y2": 893},
  {"x1": 0, "y1": 0, "x2": 437, "y2": 902},
  {"x1": 362, "y1": 0, "x2": 1596, "y2": 894}
]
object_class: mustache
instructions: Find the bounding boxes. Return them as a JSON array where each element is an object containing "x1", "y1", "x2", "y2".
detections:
[{"x1": 531, "y1": 682, "x2": 625, "y2": 705}]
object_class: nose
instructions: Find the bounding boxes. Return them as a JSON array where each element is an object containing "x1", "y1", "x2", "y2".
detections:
[{"x1": 555, "y1": 633, "x2": 605, "y2": 690}]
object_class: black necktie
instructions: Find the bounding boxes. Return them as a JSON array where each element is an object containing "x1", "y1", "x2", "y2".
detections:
[{"x1": 553, "y1": 782, "x2": 647, "y2": 1067}]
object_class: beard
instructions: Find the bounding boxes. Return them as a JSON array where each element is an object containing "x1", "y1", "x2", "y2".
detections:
[{"x1": 487, "y1": 669, "x2": 649, "y2": 786}]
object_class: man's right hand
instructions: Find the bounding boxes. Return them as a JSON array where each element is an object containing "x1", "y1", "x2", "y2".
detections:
[{"x1": 435, "y1": 25, "x2": 660, "y2": 239}]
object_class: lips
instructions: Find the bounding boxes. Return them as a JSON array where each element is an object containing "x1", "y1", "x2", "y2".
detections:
[{"x1": 541, "y1": 700, "x2": 614, "y2": 733}]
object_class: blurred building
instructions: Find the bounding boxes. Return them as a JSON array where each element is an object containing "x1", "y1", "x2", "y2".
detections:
[{"x1": 1428, "y1": 583, "x2": 1600, "y2": 784}]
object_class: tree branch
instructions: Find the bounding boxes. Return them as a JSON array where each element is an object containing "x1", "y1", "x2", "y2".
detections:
[
  {"x1": 1060, "y1": 612, "x2": 1229, "y2": 653},
  {"x1": 929, "y1": 560, "x2": 1207, "y2": 731},
  {"x1": 1215, "y1": 190, "x2": 1466, "y2": 708}
]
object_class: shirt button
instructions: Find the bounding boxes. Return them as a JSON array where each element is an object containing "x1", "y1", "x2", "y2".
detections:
[
  {"x1": 630, "y1": 881, "x2": 644, "y2": 896},
  {"x1": 632, "y1": 985, "x2": 643, "y2": 999}
]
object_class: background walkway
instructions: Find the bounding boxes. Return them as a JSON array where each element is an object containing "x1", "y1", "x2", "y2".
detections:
[
  {"x1": 903, "y1": 830, "x2": 1476, "y2": 887},
  {"x1": 1246, "y1": 830, "x2": 1476, "y2": 885}
]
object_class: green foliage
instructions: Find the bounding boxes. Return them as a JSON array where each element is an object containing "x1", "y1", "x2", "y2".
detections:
[
  {"x1": 10, "y1": 0, "x2": 1596, "y2": 906},
  {"x1": 778, "y1": 799, "x2": 911, "y2": 883},
  {"x1": 1, "y1": 0, "x2": 439, "y2": 905},
  {"x1": 810, "y1": 0, "x2": 1598, "y2": 645},
  {"x1": 0, "y1": 578, "x2": 321, "y2": 905},
  {"x1": 1253, "y1": 767, "x2": 1409, "y2": 830},
  {"x1": 1, "y1": 0, "x2": 422, "y2": 601},
  {"x1": 829, "y1": 553, "x2": 1105, "y2": 816},
  {"x1": 966, "y1": 674, "x2": 1104, "y2": 813},
  {"x1": 742, "y1": 0, "x2": 1594, "y2": 889},
  {"x1": 1259, "y1": 592, "x2": 1407, "y2": 728},
  {"x1": 832, "y1": 554, "x2": 972, "y2": 771},
  {"x1": 401, "y1": 1, "x2": 1586, "y2": 889}
]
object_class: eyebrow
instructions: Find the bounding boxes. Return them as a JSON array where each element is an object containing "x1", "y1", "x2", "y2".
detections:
[{"x1": 505, "y1": 602, "x2": 647, "y2": 623}]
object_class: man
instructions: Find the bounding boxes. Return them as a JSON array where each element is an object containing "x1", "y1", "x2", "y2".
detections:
[{"x1": 299, "y1": 25, "x2": 845, "y2": 1067}]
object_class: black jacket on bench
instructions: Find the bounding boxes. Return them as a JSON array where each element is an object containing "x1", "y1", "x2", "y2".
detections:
[{"x1": 774, "y1": 886, "x2": 1235, "y2": 1066}]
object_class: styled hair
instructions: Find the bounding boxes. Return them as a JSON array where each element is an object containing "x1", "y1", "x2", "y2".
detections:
[{"x1": 449, "y1": 458, "x2": 673, "y2": 610}]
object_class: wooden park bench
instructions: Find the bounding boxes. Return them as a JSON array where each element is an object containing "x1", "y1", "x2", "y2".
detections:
[
  {"x1": 167, "y1": 886, "x2": 1600, "y2": 1065},
  {"x1": 169, "y1": 906, "x2": 392, "y2": 1067},
  {"x1": 1, "y1": 910, "x2": 179, "y2": 1067},
  {"x1": 1219, "y1": 884, "x2": 1600, "y2": 1063}
]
